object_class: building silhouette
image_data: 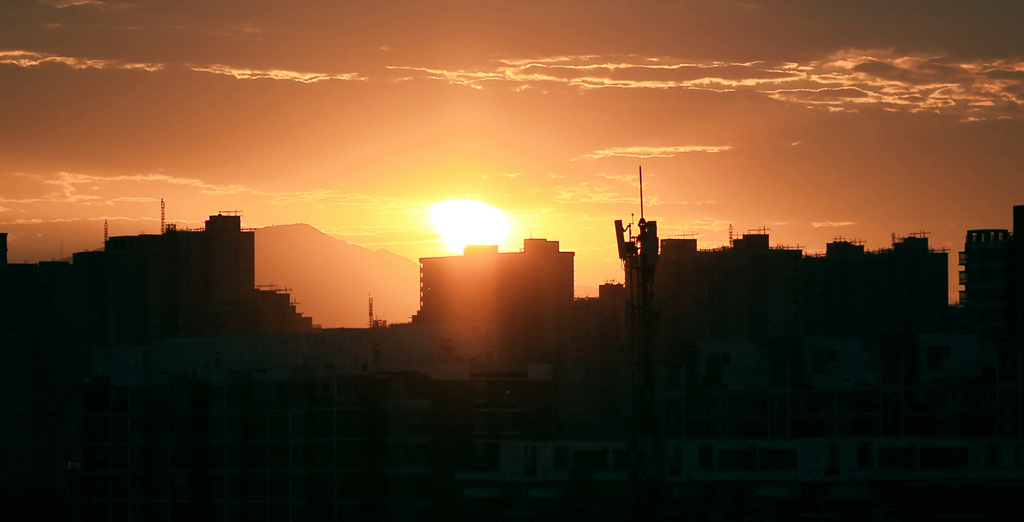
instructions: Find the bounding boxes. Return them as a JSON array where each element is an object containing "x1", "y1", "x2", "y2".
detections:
[
  {"x1": 960, "y1": 205, "x2": 1024, "y2": 338},
  {"x1": 101, "y1": 214, "x2": 316, "y2": 347},
  {"x1": 6, "y1": 209, "x2": 1024, "y2": 520},
  {"x1": 0, "y1": 258, "x2": 83, "y2": 520},
  {"x1": 658, "y1": 232, "x2": 948, "y2": 344},
  {"x1": 414, "y1": 239, "x2": 574, "y2": 363},
  {"x1": 0, "y1": 214, "x2": 315, "y2": 518}
]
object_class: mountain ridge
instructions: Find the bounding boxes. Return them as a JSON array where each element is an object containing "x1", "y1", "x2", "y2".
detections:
[{"x1": 254, "y1": 224, "x2": 420, "y2": 328}]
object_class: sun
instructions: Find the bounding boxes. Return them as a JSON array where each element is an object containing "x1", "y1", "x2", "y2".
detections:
[{"x1": 431, "y1": 200, "x2": 510, "y2": 254}]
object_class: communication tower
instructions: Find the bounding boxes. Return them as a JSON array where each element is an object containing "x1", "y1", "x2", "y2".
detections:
[{"x1": 613, "y1": 166, "x2": 663, "y2": 520}]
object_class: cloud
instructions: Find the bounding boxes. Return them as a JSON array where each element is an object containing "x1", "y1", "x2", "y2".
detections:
[
  {"x1": 480, "y1": 172, "x2": 521, "y2": 180},
  {"x1": 552, "y1": 183, "x2": 636, "y2": 204},
  {"x1": 389, "y1": 58, "x2": 804, "y2": 91},
  {"x1": 551, "y1": 182, "x2": 662, "y2": 205},
  {"x1": 0, "y1": 50, "x2": 162, "y2": 72},
  {"x1": 266, "y1": 190, "x2": 403, "y2": 210},
  {"x1": 0, "y1": 171, "x2": 404, "y2": 213},
  {"x1": 390, "y1": 52, "x2": 1024, "y2": 119},
  {"x1": 769, "y1": 87, "x2": 874, "y2": 104},
  {"x1": 596, "y1": 173, "x2": 640, "y2": 186},
  {"x1": 109, "y1": 197, "x2": 158, "y2": 203},
  {"x1": 190, "y1": 65, "x2": 364, "y2": 83},
  {"x1": 811, "y1": 221, "x2": 857, "y2": 227},
  {"x1": 662, "y1": 218, "x2": 732, "y2": 234},
  {"x1": 579, "y1": 145, "x2": 732, "y2": 160},
  {"x1": 0, "y1": 216, "x2": 157, "y2": 226},
  {"x1": 41, "y1": 0, "x2": 131, "y2": 9},
  {"x1": 1, "y1": 50, "x2": 363, "y2": 84}
]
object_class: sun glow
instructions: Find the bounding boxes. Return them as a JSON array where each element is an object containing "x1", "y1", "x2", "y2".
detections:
[{"x1": 431, "y1": 200, "x2": 510, "y2": 254}]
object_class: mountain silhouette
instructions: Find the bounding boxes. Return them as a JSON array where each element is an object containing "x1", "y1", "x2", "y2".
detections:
[{"x1": 254, "y1": 224, "x2": 420, "y2": 328}]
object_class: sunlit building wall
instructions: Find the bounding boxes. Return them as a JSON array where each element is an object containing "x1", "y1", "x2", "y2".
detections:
[{"x1": 415, "y1": 238, "x2": 574, "y2": 363}]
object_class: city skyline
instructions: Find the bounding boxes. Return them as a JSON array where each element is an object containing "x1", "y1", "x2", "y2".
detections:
[
  {"x1": 3, "y1": 1, "x2": 1024, "y2": 297},
  {"x1": 5, "y1": 205, "x2": 1022, "y2": 520}
]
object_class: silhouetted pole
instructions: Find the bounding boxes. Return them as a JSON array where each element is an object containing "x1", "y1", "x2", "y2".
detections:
[{"x1": 614, "y1": 166, "x2": 663, "y2": 520}]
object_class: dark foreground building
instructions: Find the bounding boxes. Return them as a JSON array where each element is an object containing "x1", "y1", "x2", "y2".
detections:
[
  {"x1": 959, "y1": 205, "x2": 1024, "y2": 338},
  {"x1": 6, "y1": 210, "x2": 1024, "y2": 520},
  {"x1": 657, "y1": 232, "x2": 949, "y2": 343},
  {"x1": 0, "y1": 215, "x2": 315, "y2": 519}
]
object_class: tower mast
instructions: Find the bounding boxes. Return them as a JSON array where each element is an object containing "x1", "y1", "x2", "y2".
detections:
[{"x1": 613, "y1": 166, "x2": 662, "y2": 520}]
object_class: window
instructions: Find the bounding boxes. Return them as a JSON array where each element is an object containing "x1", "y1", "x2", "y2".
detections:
[
  {"x1": 698, "y1": 444, "x2": 713, "y2": 470},
  {"x1": 919, "y1": 447, "x2": 967, "y2": 469},
  {"x1": 759, "y1": 448, "x2": 797, "y2": 470},
  {"x1": 927, "y1": 345, "x2": 951, "y2": 370},
  {"x1": 857, "y1": 443, "x2": 873, "y2": 468},
  {"x1": 812, "y1": 350, "x2": 827, "y2": 373},
  {"x1": 718, "y1": 447, "x2": 755, "y2": 470},
  {"x1": 553, "y1": 445, "x2": 569, "y2": 471},
  {"x1": 877, "y1": 447, "x2": 914, "y2": 469}
]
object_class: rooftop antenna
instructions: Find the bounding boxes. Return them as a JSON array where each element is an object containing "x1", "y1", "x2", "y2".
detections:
[
  {"x1": 639, "y1": 166, "x2": 644, "y2": 221},
  {"x1": 103, "y1": 220, "x2": 108, "y2": 245},
  {"x1": 160, "y1": 198, "x2": 165, "y2": 234},
  {"x1": 368, "y1": 295, "x2": 374, "y2": 328}
]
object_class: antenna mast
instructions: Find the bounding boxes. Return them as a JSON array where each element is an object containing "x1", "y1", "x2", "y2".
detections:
[
  {"x1": 639, "y1": 166, "x2": 644, "y2": 221},
  {"x1": 613, "y1": 165, "x2": 662, "y2": 520},
  {"x1": 368, "y1": 295, "x2": 374, "y2": 328},
  {"x1": 160, "y1": 198, "x2": 165, "y2": 234}
]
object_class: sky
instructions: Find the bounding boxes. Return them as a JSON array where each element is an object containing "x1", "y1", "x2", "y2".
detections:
[{"x1": 2, "y1": 0, "x2": 1023, "y2": 301}]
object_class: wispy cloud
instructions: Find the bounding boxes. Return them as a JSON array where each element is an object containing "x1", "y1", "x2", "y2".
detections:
[
  {"x1": 811, "y1": 221, "x2": 857, "y2": 227},
  {"x1": 579, "y1": 145, "x2": 732, "y2": 160},
  {"x1": 0, "y1": 171, "x2": 403, "y2": 212},
  {"x1": 661, "y1": 219, "x2": 733, "y2": 237},
  {"x1": 390, "y1": 52, "x2": 1024, "y2": 119},
  {"x1": 551, "y1": 181, "x2": 662, "y2": 205},
  {"x1": 0, "y1": 50, "x2": 162, "y2": 71},
  {"x1": 191, "y1": 64, "x2": 364, "y2": 83},
  {"x1": 41, "y1": 0, "x2": 133, "y2": 9},
  {"x1": 0, "y1": 216, "x2": 157, "y2": 226},
  {"x1": 109, "y1": 196, "x2": 157, "y2": 203},
  {"x1": 480, "y1": 172, "x2": 521, "y2": 180},
  {"x1": 552, "y1": 184, "x2": 632, "y2": 204},
  {"x1": 389, "y1": 56, "x2": 805, "y2": 91},
  {"x1": 1, "y1": 50, "x2": 363, "y2": 84},
  {"x1": 595, "y1": 173, "x2": 639, "y2": 186}
]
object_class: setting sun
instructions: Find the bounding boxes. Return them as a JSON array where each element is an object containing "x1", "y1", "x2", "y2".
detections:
[{"x1": 430, "y1": 200, "x2": 510, "y2": 254}]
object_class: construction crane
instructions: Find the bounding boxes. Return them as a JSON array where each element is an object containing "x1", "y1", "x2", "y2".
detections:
[{"x1": 614, "y1": 166, "x2": 663, "y2": 520}]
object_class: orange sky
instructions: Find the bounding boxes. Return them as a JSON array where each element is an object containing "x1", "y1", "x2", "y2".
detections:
[{"x1": 3, "y1": 1, "x2": 1024, "y2": 301}]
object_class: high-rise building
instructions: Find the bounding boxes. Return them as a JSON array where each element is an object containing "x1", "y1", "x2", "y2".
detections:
[
  {"x1": 0, "y1": 214, "x2": 315, "y2": 513},
  {"x1": 414, "y1": 239, "x2": 574, "y2": 363},
  {"x1": 657, "y1": 232, "x2": 948, "y2": 343},
  {"x1": 102, "y1": 213, "x2": 315, "y2": 347},
  {"x1": 959, "y1": 205, "x2": 1024, "y2": 337}
]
